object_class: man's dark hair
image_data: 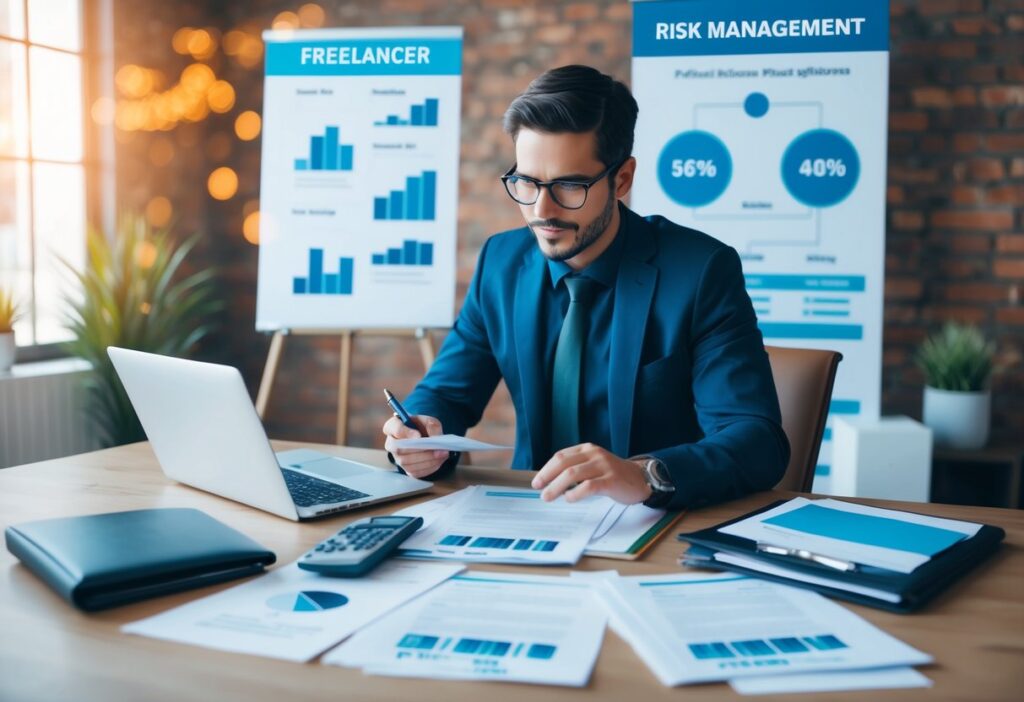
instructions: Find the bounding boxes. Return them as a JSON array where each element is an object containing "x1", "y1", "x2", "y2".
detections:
[{"x1": 503, "y1": 65, "x2": 639, "y2": 169}]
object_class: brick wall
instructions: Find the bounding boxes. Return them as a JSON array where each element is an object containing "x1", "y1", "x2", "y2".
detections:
[{"x1": 112, "y1": 0, "x2": 1023, "y2": 457}]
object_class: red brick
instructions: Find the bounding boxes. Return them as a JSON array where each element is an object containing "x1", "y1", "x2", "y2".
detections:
[
  {"x1": 1012, "y1": 158, "x2": 1024, "y2": 178},
  {"x1": 931, "y1": 210, "x2": 1014, "y2": 231},
  {"x1": 937, "y1": 41, "x2": 977, "y2": 59},
  {"x1": 980, "y1": 86, "x2": 1024, "y2": 107},
  {"x1": 535, "y1": 23, "x2": 575, "y2": 43},
  {"x1": 886, "y1": 278, "x2": 924, "y2": 300},
  {"x1": 946, "y1": 283, "x2": 1011, "y2": 302},
  {"x1": 949, "y1": 234, "x2": 994, "y2": 253},
  {"x1": 919, "y1": 0, "x2": 983, "y2": 14},
  {"x1": 887, "y1": 185, "x2": 905, "y2": 204},
  {"x1": 988, "y1": 185, "x2": 1024, "y2": 206},
  {"x1": 925, "y1": 306, "x2": 989, "y2": 324},
  {"x1": 996, "y1": 307, "x2": 1024, "y2": 325},
  {"x1": 921, "y1": 135, "x2": 949, "y2": 153},
  {"x1": 997, "y1": 234, "x2": 1024, "y2": 253},
  {"x1": 968, "y1": 158, "x2": 1006, "y2": 182},
  {"x1": 563, "y1": 3, "x2": 598, "y2": 21},
  {"x1": 952, "y1": 18, "x2": 1001, "y2": 35},
  {"x1": 942, "y1": 260, "x2": 987, "y2": 277},
  {"x1": 987, "y1": 133, "x2": 1024, "y2": 151},
  {"x1": 911, "y1": 87, "x2": 953, "y2": 108},
  {"x1": 888, "y1": 166, "x2": 939, "y2": 184},
  {"x1": 889, "y1": 111, "x2": 928, "y2": 131},
  {"x1": 952, "y1": 87, "x2": 978, "y2": 107},
  {"x1": 951, "y1": 186, "x2": 984, "y2": 205},
  {"x1": 1007, "y1": 15, "x2": 1024, "y2": 32},
  {"x1": 994, "y1": 260, "x2": 1024, "y2": 279},
  {"x1": 891, "y1": 211, "x2": 925, "y2": 230},
  {"x1": 953, "y1": 133, "x2": 983, "y2": 152}
]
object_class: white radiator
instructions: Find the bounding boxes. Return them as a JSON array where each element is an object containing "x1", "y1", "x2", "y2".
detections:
[{"x1": 0, "y1": 358, "x2": 100, "y2": 468}]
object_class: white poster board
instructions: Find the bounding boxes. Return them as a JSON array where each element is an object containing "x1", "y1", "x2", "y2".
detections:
[
  {"x1": 256, "y1": 27, "x2": 462, "y2": 330},
  {"x1": 630, "y1": 1, "x2": 889, "y2": 492}
]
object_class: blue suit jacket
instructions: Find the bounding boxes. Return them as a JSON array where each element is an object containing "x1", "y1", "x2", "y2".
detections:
[{"x1": 406, "y1": 206, "x2": 789, "y2": 510}]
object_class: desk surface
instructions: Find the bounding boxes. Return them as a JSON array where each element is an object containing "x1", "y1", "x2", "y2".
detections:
[{"x1": 1, "y1": 442, "x2": 1022, "y2": 701}]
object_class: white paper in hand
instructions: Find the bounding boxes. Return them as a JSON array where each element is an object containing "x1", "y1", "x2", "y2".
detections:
[{"x1": 393, "y1": 434, "x2": 512, "y2": 451}]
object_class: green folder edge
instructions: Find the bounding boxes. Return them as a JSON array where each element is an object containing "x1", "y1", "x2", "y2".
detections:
[{"x1": 584, "y1": 510, "x2": 686, "y2": 561}]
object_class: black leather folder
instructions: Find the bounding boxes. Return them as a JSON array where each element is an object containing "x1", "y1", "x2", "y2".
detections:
[
  {"x1": 677, "y1": 500, "x2": 1005, "y2": 613},
  {"x1": 5, "y1": 508, "x2": 276, "y2": 611}
]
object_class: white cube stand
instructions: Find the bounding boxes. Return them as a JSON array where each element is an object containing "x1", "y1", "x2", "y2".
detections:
[{"x1": 830, "y1": 416, "x2": 933, "y2": 502}]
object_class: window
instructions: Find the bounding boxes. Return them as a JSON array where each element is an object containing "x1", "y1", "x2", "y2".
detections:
[{"x1": 0, "y1": 0, "x2": 87, "y2": 350}]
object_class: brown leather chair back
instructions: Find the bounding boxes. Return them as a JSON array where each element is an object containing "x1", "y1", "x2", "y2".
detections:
[{"x1": 765, "y1": 346, "x2": 843, "y2": 492}]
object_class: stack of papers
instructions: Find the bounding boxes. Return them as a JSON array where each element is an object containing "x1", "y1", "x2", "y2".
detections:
[
  {"x1": 324, "y1": 572, "x2": 606, "y2": 686},
  {"x1": 395, "y1": 485, "x2": 615, "y2": 564},
  {"x1": 123, "y1": 561, "x2": 464, "y2": 661},
  {"x1": 587, "y1": 572, "x2": 931, "y2": 687}
]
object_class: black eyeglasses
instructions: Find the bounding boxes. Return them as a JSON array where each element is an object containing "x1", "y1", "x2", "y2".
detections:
[{"x1": 500, "y1": 161, "x2": 621, "y2": 210}]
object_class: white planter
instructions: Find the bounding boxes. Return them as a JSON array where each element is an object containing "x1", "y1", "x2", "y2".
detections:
[
  {"x1": 922, "y1": 386, "x2": 990, "y2": 450},
  {"x1": 0, "y1": 332, "x2": 14, "y2": 372}
]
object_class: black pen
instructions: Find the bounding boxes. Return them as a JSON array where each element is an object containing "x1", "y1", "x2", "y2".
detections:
[{"x1": 383, "y1": 388, "x2": 426, "y2": 434}]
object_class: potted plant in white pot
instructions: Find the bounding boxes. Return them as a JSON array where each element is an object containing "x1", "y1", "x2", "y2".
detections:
[
  {"x1": 917, "y1": 322, "x2": 995, "y2": 450},
  {"x1": 0, "y1": 288, "x2": 20, "y2": 372}
]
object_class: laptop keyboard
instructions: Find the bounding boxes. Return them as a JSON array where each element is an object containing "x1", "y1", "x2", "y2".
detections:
[{"x1": 281, "y1": 469, "x2": 370, "y2": 507}]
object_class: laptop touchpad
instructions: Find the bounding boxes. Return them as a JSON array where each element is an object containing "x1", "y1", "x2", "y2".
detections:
[{"x1": 297, "y1": 457, "x2": 374, "y2": 481}]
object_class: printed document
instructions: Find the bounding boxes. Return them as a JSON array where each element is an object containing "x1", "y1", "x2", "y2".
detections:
[
  {"x1": 392, "y1": 435, "x2": 512, "y2": 451},
  {"x1": 123, "y1": 561, "x2": 463, "y2": 662},
  {"x1": 324, "y1": 572, "x2": 605, "y2": 686},
  {"x1": 397, "y1": 485, "x2": 614, "y2": 564},
  {"x1": 592, "y1": 572, "x2": 930, "y2": 686},
  {"x1": 720, "y1": 497, "x2": 982, "y2": 573},
  {"x1": 730, "y1": 667, "x2": 932, "y2": 695}
]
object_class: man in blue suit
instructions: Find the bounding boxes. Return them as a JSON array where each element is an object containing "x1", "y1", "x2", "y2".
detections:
[{"x1": 384, "y1": 65, "x2": 789, "y2": 510}]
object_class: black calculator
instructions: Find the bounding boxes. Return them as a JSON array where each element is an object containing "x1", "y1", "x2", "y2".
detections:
[{"x1": 297, "y1": 515, "x2": 424, "y2": 577}]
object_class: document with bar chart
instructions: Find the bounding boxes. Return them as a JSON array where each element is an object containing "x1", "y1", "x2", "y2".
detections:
[
  {"x1": 397, "y1": 486, "x2": 615, "y2": 565},
  {"x1": 256, "y1": 26, "x2": 462, "y2": 329},
  {"x1": 596, "y1": 573, "x2": 930, "y2": 686},
  {"x1": 631, "y1": 0, "x2": 890, "y2": 492},
  {"x1": 324, "y1": 572, "x2": 606, "y2": 686}
]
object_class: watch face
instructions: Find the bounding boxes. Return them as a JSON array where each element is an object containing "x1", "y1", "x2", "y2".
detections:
[{"x1": 648, "y1": 460, "x2": 674, "y2": 491}]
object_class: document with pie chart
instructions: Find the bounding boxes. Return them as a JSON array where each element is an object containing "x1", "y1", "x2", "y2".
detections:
[{"x1": 123, "y1": 561, "x2": 464, "y2": 662}]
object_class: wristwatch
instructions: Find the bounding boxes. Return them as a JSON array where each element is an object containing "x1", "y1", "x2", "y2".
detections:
[{"x1": 638, "y1": 456, "x2": 675, "y2": 508}]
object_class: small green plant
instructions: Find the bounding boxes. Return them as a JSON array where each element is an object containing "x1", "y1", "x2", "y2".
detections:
[
  {"x1": 916, "y1": 322, "x2": 994, "y2": 392},
  {"x1": 60, "y1": 213, "x2": 222, "y2": 447},
  {"x1": 0, "y1": 288, "x2": 21, "y2": 332}
]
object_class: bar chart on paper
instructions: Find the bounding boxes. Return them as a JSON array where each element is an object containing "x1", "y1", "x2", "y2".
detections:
[
  {"x1": 294, "y1": 126, "x2": 355, "y2": 171},
  {"x1": 374, "y1": 171, "x2": 437, "y2": 221},
  {"x1": 372, "y1": 240, "x2": 435, "y2": 266},
  {"x1": 293, "y1": 248, "x2": 355, "y2": 295},
  {"x1": 375, "y1": 98, "x2": 440, "y2": 126},
  {"x1": 397, "y1": 633, "x2": 558, "y2": 659}
]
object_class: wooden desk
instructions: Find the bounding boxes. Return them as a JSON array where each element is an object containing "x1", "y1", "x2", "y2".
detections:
[{"x1": 1, "y1": 442, "x2": 1022, "y2": 701}]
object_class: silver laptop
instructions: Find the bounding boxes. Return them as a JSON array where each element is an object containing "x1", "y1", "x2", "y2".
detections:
[{"x1": 108, "y1": 347, "x2": 432, "y2": 521}]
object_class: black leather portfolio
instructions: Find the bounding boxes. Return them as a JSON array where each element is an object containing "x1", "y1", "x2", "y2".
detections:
[
  {"x1": 5, "y1": 508, "x2": 276, "y2": 611},
  {"x1": 677, "y1": 500, "x2": 1005, "y2": 613}
]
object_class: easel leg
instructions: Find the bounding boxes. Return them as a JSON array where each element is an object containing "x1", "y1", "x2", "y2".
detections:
[
  {"x1": 256, "y1": 331, "x2": 286, "y2": 419},
  {"x1": 336, "y1": 330, "x2": 354, "y2": 445}
]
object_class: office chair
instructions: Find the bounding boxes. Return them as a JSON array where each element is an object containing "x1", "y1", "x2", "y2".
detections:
[{"x1": 765, "y1": 346, "x2": 843, "y2": 492}]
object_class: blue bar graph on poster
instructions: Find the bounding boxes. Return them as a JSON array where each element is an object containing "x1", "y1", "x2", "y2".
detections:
[
  {"x1": 372, "y1": 241, "x2": 434, "y2": 267},
  {"x1": 375, "y1": 98, "x2": 440, "y2": 126},
  {"x1": 294, "y1": 126, "x2": 355, "y2": 171},
  {"x1": 373, "y1": 171, "x2": 437, "y2": 220},
  {"x1": 292, "y1": 249, "x2": 354, "y2": 295}
]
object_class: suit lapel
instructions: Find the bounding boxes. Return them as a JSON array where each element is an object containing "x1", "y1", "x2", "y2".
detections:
[
  {"x1": 513, "y1": 247, "x2": 548, "y2": 468},
  {"x1": 608, "y1": 212, "x2": 657, "y2": 457}
]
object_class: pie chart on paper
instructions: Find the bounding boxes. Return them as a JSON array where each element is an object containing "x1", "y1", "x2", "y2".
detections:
[{"x1": 266, "y1": 590, "x2": 349, "y2": 612}]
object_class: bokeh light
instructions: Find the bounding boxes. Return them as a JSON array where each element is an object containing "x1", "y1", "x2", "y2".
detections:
[
  {"x1": 243, "y1": 211, "x2": 260, "y2": 245},
  {"x1": 234, "y1": 110, "x2": 261, "y2": 140},
  {"x1": 172, "y1": 27, "x2": 194, "y2": 55},
  {"x1": 208, "y1": 167, "x2": 238, "y2": 200},
  {"x1": 136, "y1": 240, "x2": 158, "y2": 269},
  {"x1": 298, "y1": 4, "x2": 326, "y2": 28},
  {"x1": 145, "y1": 196, "x2": 173, "y2": 227},
  {"x1": 207, "y1": 80, "x2": 236, "y2": 113},
  {"x1": 272, "y1": 11, "x2": 300, "y2": 30},
  {"x1": 90, "y1": 96, "x2": 116, "y2": 125}
]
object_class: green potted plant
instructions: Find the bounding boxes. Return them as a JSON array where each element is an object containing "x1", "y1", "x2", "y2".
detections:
[
  {"x1": 61, "y1": 213, "x2": 222, "y2": 447},
  {"x1": 0, "y1": 287, "x2": 20, "y2": 372},
  {"x1": 917, "y1": 322, "x2": 995, "y2": 450}
]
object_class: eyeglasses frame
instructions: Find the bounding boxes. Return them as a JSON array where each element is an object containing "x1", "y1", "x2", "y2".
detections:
[{"x1": 500, "y1": 159, "x2": 624, "y2": 210}]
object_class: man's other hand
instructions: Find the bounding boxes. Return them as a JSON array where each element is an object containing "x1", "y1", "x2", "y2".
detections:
[{"x1": 531, "y1": 443, "x2": 653, "y2": 505}]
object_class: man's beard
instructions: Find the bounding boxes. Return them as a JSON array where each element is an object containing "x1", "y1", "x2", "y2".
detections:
[{"x1": 530, "y1": 190, "x2": 616, "y2": 262}]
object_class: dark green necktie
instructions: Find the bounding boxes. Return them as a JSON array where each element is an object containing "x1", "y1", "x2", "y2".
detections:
[{"x1": 550, "y1": 276, "x2": 599, "y2": 453}]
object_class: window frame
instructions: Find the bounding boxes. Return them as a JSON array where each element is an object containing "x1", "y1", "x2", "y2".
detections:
[{"x1": 0, "y1": 0, "x2": 114, "y2": 363}]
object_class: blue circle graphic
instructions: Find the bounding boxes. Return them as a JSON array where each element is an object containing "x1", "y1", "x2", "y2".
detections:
[
  {"x1": 744, "y1": 92, "x2": 769, "y2": 118},
  {"x1": 781, "y1": 129, "x2": 860, "y2": 208},
  {"x1": 657, "y1": 130, "x2": 733, "y2": 208}
]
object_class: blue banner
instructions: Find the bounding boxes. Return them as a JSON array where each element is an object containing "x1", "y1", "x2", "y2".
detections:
[
  {"x1": 265, "y1": 38, "x2": 462, "y2": 76},
  {"x1": 633, "y1": 0, "x2": 889, "y2": 57}
]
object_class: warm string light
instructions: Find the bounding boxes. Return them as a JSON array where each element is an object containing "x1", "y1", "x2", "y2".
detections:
[{"x1": 100, "y1": 4, "x2": 326, "y2": 231}]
